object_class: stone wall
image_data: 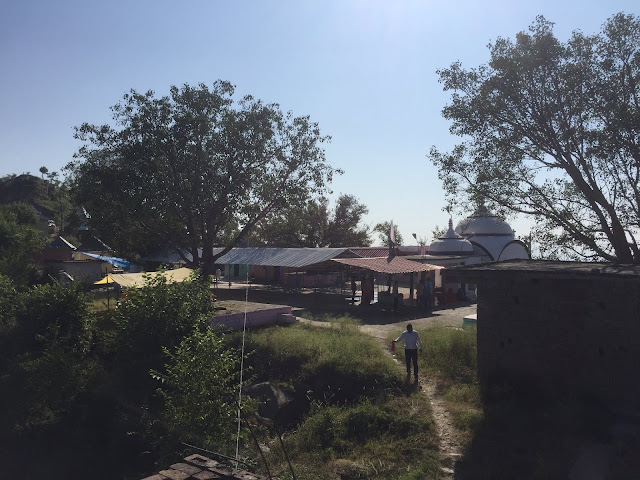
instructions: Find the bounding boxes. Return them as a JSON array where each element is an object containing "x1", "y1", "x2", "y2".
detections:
[{"x1": 477, "y1": 274, "x2": 640, "y2": 411}]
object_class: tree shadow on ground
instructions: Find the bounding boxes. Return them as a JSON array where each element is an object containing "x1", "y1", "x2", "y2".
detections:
[{"x1": 213, "y1": 285, "x2": 474, "y2": 326}]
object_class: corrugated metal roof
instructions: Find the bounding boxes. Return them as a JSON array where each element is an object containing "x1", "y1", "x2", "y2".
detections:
[
  {"x1": 348, "y1": 247, "x2": 390, "y2": 258},
  {"x1": 332, "y1": 256, "x2": 444, "y2": 274},
  {"x1": 47, "y1": 236, "x2": 76, "y2": 250},
  {"x1": 215, "y1": 247, "x2": 350, "y2": 268}
]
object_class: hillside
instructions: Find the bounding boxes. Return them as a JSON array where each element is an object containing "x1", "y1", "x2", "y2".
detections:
[
  {"x1": 0, "y1": 174, "x2": 58, "y2": 219},
  {"x1": 0, "y1": 173, "x2": 83, "y2": 237}
]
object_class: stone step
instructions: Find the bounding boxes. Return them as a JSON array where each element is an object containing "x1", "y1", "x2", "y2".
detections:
[{"x1": 278, "y1": 313, "x2": 297, "y2": 324}]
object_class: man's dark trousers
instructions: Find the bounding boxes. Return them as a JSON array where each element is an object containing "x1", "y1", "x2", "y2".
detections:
[{"x1": 405, "y1": 348, "x2": 418, "y2": 377}]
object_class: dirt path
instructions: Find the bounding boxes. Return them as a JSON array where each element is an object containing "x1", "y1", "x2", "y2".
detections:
[{"x1": 299, "y1": 304, "x2": 476, "y2": 478}]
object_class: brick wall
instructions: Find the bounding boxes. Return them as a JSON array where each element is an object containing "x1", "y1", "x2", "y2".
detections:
[{"x1": 477, "y1": 274, "x2": 640, "y2": 411}]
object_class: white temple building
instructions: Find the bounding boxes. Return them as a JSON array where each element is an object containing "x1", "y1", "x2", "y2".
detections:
[{"x1": 407, "y1": 205, "x2": 530, "y2": 300}]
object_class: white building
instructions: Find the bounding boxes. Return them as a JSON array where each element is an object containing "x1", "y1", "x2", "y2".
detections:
[{"x1": 408, "y1": 206, "x2": 530, "y2": 300}]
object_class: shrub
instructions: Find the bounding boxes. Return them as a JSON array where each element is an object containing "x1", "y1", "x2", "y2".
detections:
[
  {"x1": 114, "y1": 270, "x2": 213, "y2": 354},
  {"x1": 0, "y1": 279, "x2": 96, "y2": 431},
  {"x1": 151, "y1": 327, "x2": 254, "y2": 453}
]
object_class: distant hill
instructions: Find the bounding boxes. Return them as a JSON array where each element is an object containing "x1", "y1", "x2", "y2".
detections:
[
  {"x1": 0, "y1": 174, "x2": 58, "y2": 219},
  {"x1": 0, "y1": 174, "x2": 85, "y2": 242}
]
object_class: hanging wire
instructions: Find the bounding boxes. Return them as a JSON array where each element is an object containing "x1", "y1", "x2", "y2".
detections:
[
  {"x1": 242, "y1": 413, "x2": 273, "y2": 479},
  {"x1": 234, "y1": 263, "x2": 250, "y2": 471}
]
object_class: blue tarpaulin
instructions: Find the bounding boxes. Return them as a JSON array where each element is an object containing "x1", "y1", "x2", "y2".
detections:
[{"x1": 81, "y1": 252, "x2": 133, "y2": 269}]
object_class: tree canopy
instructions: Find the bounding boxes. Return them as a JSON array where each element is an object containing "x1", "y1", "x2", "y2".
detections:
[
  {"x1": 373, "y1": 220, "x2": 403, "y2": 246},
  {"x1": 0, "y1": 203, "x2": 44, "y2": 286},
  {"x1": 251, "y1": 193, "x2": 371, "y2": 247},
  {"x1": 67, "y1": 82, "x2": 338, "y2": 275},
  {"x1": 430, "y1": 13, "x2": 640, "y2": 263}
]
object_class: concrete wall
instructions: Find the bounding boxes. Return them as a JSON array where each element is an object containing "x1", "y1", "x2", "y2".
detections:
[
  {"x1": 45, "y1": 260, "x2": 105, "y2": 282},
  {"x1": 477, "y1": 275, "x2": 640, "y2": 412},
  {"x1": 212, "y1": 306, "x2": 294, "y2": 329}
]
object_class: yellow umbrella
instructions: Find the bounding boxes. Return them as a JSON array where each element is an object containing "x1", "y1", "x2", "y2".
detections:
[{"x1": 94, "y1": 275, "x2": 115, "y2": 285}]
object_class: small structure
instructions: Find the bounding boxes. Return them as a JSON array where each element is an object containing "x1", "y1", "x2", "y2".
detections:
[
  {"x1": 42, "y1": 236, "x2": 106, "y2": 282},
  {"x1": 455, "y1": 205, "x2": 529, "y2": 261},
  {"x1": 408, "y1": 208, "x2": 530, "y2": 300},
  {"x1": 212, "y1": 300, "x2": 296, "y2": 329},
  {"x1": 42, "y1": 236, "x2": 77, "y2": 262},
  {"x1": 446, "y1": 259, "x2": 640, "y2": 413},
  {"x1": 332, "y1": 256, "x2": 442, "y2": 306}
]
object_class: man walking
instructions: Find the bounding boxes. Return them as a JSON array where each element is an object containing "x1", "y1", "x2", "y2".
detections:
[{"x1": 394, "y1": 323, "x2": 423, "y2": 381}]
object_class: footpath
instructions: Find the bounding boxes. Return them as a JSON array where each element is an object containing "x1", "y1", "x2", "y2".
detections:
[{"x1": 298, "y1": 304, "x2": 476, "y2": 479}]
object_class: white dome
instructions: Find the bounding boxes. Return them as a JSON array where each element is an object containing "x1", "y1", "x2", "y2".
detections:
[
  {"x1": 455, "y1": 205, "x2": 515, "y2": 237},
  {"x1": 429, "y1": 218, "x2": 474, "y2": 256}
]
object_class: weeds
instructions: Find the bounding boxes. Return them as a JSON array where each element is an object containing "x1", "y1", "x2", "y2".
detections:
[{"x1": 229, "y1": 321, "x2": 441, "y2": 479}]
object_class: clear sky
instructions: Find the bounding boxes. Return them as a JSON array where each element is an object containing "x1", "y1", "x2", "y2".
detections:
[{"x1": 1, "y1": 0, "x2": 637, "y2": 245}]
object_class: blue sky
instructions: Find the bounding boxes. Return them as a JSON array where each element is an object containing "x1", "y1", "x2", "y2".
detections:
[{"x1": 1, "y1": 1, "x2": 637, "y2": 245}]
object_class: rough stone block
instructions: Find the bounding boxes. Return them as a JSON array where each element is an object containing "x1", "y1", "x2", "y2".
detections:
[
  {"x1": 193, "y1": 471, "x2": 221, "y2": 479},
  {"x1": 184, "y1": 454, "x2": 220, "y2": 469},
  {"x1": 158, "y1": 469, "x2": 190, "y2": 480},
  {"x1": 170, "y1": 463, "x2": 202, "y2": 475}
]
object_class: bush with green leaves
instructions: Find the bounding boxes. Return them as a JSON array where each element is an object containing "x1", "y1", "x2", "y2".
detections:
[
  {"x1": 114, "y1": 270, "x2": 213, "y2": 353},
  {"x1": 0, "y1": 278, "x2": 96, "y2": 431},
  {"x1": 0, "y1": 202, "x2": 45, "y2": 287},
  {"x1": 151, "y1": 327, "x2": 253, "y2": 453}
]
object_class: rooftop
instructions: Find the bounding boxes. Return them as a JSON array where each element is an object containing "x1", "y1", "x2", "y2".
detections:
[{"x1": 445, "y1": 259, "x2": 640, "y2": 280}]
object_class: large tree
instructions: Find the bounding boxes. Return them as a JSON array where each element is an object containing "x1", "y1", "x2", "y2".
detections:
[
  {"x1": 67, "y1": 82, "x2": 337, "y2": 275},
  {"x1": 252, "y1": 193, "x2": 371, "y2": 247},
  {"x1": 373, "y1": 220, "x2": 403, "y2": 246},
  {"x1": 430, "y1": 13, "x2": 640, "y2": 263}
]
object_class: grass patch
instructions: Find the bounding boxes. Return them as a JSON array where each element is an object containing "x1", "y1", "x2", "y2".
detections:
[
  {"x1": 87, "y1": 289, "x2": 118, "y2": 313},
  {"x1": 269, "y1": 395, "x2": 440, "y2": 480},
  {"x1": 240, "y1": 320, "x2": 400, "y2": 404},
  {"x1": 388, "y1": 326, "x2": 483, "y2": 443},
  {"x1": 228, "y1": 320, "x2": 442, "y2": 479},
  {"x1": 418, "y1": 326, "x2": 477, "y2": 383}
]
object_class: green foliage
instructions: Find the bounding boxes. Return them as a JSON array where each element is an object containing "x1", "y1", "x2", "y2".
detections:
[
  {"x1": 68, "y1": 81, "x2": 338, "y2": 275},
  {"x1": 430, "y1": 13, "x2": 640, "y2": 263},
  {"x1": 0, "y1": 202, "x2": 45, "y2": 286},
  {"x1": 114, "y1": 270, "x2": 213, "y2": 353},
  {"x1": 278, "y1": 397, "x2": 439, "y2": 479},
  {"x1": 0, "y1": 279, "x2": 96, "y2": 431},
  {"x1": 444, "y1": 384, "x2": 483, "y2": 433},
  {"x1": 151, "y1": 327, "x2": 251, "y2": 453},
  {"x1": 373, "y1": 220, "x2": 403, "y2": 246},
  {"x1": 252, "y1": 194, "x2": 371, "y2": 247},
  {"x1": 0, "y1": 173, "x2": 80, "y2": 237},
  {"x1": 393, "y1": 327, "x2": 469, "y2": 381},
  {"x1": 244, "y1": 323, "x2": 399, "y2": 403},
  {"x1": 419, "y1": 327, "x2": 478, "y2": 383},
  {"x1": 395, "y1": 326, "x2": 483, "y2": 441},
  {"x1": 0, "y1": 274, "x2": 17, "y2": 326},
  {"x1": 12, "y1": 280, "x2": 94, "y2": 354}
]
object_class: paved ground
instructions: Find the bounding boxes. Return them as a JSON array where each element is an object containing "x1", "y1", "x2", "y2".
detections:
[
  {"x1": 356, "y1": 304, "x2": 477, "y2": 340},
  {"x1": 213, "y1": 281, "x2": 477, "y2": 336}
]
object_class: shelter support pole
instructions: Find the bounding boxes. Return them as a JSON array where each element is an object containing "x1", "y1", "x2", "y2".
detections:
[{"x1": 410, "y1": 272, "x2": 414, "y2": 302}]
